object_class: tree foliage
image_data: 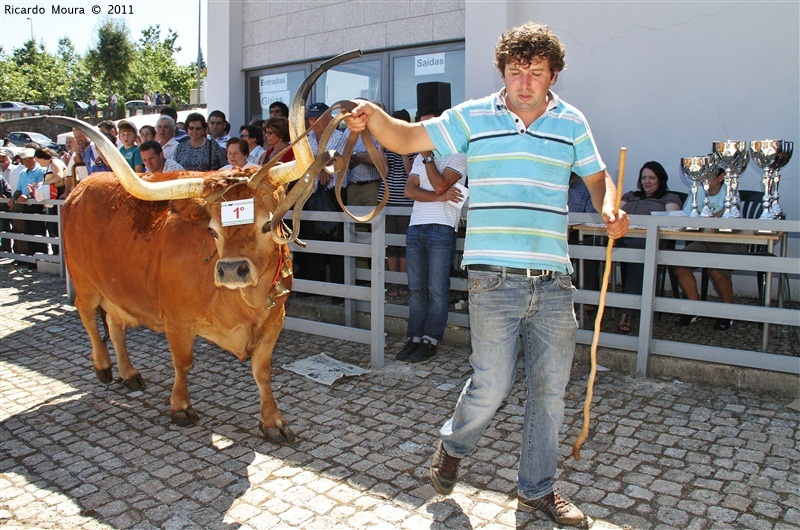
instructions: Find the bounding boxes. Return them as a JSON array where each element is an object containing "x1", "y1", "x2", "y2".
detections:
[
  {"x1": 85, "y1": 18, "x2": 136, "y2": 100},
  {"x1": 0, "y1": 19, "x2": 198, "y2": 106},
  {"x1": 128, "y1": 25, "x2": 196, "y2": 104}
]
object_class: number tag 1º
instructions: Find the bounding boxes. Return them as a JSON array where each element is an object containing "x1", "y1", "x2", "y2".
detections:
[{"x1": 221, "y1": 198, "x2": 255, "y2": 226}]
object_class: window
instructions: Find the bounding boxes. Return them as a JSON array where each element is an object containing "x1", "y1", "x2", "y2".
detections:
[
  {"x1": 313, "y1": 58, "x2": 382, "y2": 107},
  {"x1": 247, "y1": 68, "x2": 307, "y2": 122},
  {"x1": 392, "y1": 48, "x2": 465, "y2": 120},
  {"x1": 245, "y1": 42, "x2": 465, "y2": 124}
]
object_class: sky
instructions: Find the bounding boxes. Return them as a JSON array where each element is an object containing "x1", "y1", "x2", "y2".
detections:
[{"x1": 0, "y1": 0, "x2": 208, "y2": 65}]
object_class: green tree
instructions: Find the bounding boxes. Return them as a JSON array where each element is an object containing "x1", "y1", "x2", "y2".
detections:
[
  {"x1": 5, "y1": 39, "x2": 69, "y2": 104},
  {"x1": 128, "y1": 25, "x2": 195, "y2": 104},
  {"x1": 85, "y1": 18, "x2": 135, "y2": 103},
  {"x1": 0, "y1": 47, "x2": 28, "y2": 101}
]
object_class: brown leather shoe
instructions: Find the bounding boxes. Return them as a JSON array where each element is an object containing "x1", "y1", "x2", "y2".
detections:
[
  {"x1": 518, "y1": 490, "x2": 585, "y2": 526},
  {"x1": 429, "y1": 440, "x2": 460, "y2": 495}
]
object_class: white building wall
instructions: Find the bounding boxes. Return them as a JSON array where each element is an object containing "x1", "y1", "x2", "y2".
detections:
[
  {"x1": 464, "y1": 1, "x2": 799, "y2": 297},
  {"x1": 239, "y1": 1, "x2": 465, "y2": 70},
  {"x1": 206, "y1": 1, "x2": 244, "y2": 129}
]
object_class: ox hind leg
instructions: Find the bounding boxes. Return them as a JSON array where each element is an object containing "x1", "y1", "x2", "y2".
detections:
[
  {"x1": 104, "y1": 313, "x2": 145, "y2": 390},
  {"x1": 165, "y1": 328, "x2": 199, "y2": 427},
  {"x1": 74, "y1": 292, "x2": 115, "y2": 384},
  {"x1": 252, "y1": 323, "x2": 295, "y2": 444}
]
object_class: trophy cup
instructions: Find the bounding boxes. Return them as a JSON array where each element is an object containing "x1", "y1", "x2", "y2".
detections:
[
  {"x1": 712, "y1": 140, "x2": 750, "y2": 218},
  {"x1": 770, "y1": 140, "x2": 793, "y2": 219},
  {"x1": 680, "y1": 155, "x2": 713, "y2": 217},
  {"x1": 750, "y1": 139, "x2": 782, "y2": 219}
]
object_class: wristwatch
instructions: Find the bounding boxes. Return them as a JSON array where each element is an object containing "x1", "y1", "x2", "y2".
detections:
[{"x1": 423, "y1": 155, "x2": 435, "y2": 164}]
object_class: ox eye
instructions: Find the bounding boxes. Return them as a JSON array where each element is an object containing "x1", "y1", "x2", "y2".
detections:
[
  {"x1": 261, "y1": 222, "x2": 270, "y2": 234},
  {"x1": 207, "y1": 227, "x2": 218, "y2": 239}
]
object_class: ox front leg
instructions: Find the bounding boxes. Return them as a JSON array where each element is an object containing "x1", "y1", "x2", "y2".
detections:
[
  {"x1": 165, "y1": 329, "x2": 199, "y2": 427},
  {"x1": 105, "y1": 313, "x2": 145, "y2": 390},
  {"x1": 74, "y1": 294, "x2": 114, "y2": 384},
  {"x1": 252, "y1": 325, "x2": 295, "y2": 445}
]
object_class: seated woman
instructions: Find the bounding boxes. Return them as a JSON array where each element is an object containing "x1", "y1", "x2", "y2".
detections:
[{"x1": 617, "y1": 161, "x2": 682, "y2": 333}]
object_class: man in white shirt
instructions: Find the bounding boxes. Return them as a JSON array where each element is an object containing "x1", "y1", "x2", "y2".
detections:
[
  {"x1": 140, "y1": 141, "x2": 185, "y2": 174},
  {"x1": 208, "y1": 110, "x2": 230, "y2": 148},
  {"x1": 156, "y1": 116, "x2": 179, "y2": 160}
]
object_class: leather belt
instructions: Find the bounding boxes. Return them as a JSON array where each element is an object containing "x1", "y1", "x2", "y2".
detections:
[{"x1": 468, "y1": 265, "x2": 554, "y2": 278}]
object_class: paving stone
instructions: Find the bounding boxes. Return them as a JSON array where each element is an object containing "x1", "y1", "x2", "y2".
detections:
[{"x1": 1, "y1": 263, "x2": 797, "y2": 529}]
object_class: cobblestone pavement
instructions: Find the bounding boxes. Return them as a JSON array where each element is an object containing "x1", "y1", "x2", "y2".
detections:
[{"x1": 2, "y1": 262, "x2": 798, "y2": 529}]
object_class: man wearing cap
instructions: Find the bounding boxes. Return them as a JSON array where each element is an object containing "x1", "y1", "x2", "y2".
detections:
[
  {"x1": 117, "y1": 120, "x2": 144, "y2": 172},
  {"x1": 1, "y1": 148, "x2": 18, "y2": 188},
  {"x1": 8, "y1": 148, "x2": 47, "y2": 257}
]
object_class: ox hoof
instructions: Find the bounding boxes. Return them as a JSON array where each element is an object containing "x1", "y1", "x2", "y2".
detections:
[
  {"x1": 121, "y1": 373, "x2": 145, "y2": 391},
  {"x1": 260, "y1": 422, "x2": 295, "y2": 445},
  {"x1": 170, "y1": 408, "x2": 199, "y2": 427},
  {"x1": 95, "y1": 367, "x2": 113, "y2": 384}
]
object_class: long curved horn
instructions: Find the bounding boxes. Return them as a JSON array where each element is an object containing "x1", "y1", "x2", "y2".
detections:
[
  {"x1": 3, "y1": 115, "x2": 206, "y2": 201},
  {"x1": 262, "y1": 49, "x2": 363, "y2": 189}
]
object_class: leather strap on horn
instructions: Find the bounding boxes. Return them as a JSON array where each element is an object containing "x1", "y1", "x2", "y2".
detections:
[
  {"x1": 268, "y1": 151, "x2": 337, "y2": 245},
  {"x1": 261, "y1": 99, "x2": 390, "y2": 243}
]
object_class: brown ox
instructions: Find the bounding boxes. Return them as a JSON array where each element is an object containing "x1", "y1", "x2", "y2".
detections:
[{"x1": 37, "y1": 51, "x2": 366, "y2": 444}]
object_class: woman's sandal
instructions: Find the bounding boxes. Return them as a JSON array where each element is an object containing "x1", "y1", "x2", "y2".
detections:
[{"x1": 618, "y1": 313, "x2": 632, "y2": 334}]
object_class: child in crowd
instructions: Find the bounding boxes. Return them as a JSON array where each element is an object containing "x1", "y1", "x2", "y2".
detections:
[{"x1": 118, "y1": 121, "x2": 144, "y2": 172}]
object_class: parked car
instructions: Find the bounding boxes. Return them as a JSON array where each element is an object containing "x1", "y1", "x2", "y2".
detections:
[
  {"x1": 125, "y1": 100, "x2": 148, "y2": 109},
  {"x1": 0, "y1": 101, "x2": 31, "y2": 112},
  {"x1": 5, "y1": 131, "x2": 59, "y2": 151},
  {"x1": 25, "y1": 103, "x2": 50, "y2": 111},
  {"x1": 52, "y1": 101, "x2": 91, "y2": 111}
]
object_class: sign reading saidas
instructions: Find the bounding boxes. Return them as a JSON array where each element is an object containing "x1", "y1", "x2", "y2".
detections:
[{"x1": 415, "y1": 53, "x2": 446, "y2": 76}]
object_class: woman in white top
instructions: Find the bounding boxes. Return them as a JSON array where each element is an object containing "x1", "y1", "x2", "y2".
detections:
[{"x1": 221, "y1": 138, "x2": 259, "y2": 170}]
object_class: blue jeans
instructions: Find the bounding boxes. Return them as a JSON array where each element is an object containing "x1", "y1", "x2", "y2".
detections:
[
  {"x1": 439, "y1": 269, "x2": 578, "y2": 499},
  {"x1": 405, "y1": 223, "x2": 457, "y2": 343}
]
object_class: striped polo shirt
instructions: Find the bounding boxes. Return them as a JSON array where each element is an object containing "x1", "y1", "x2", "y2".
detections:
[{"x1": 422, "y1": 89, "x2": 605, "y2": 273}]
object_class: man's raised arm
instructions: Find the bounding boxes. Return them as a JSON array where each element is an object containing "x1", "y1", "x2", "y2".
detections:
[{"x1": 345, "y1": 101, "x2": 435, "y2": 155}]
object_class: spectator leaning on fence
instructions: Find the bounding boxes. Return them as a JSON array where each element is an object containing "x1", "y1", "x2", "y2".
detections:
[{"x1": 8, "y1": 148, "x2": 47, "y2": 257}]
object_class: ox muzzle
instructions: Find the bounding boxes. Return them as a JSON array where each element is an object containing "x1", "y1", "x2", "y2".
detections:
[{"x1": 215, "y1": 258, "x2": 258, "y2": 288}]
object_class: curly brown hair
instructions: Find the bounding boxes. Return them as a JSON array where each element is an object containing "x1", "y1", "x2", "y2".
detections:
[{"x1": 494, "y1": 22, "x2": 566, "y2": 74}]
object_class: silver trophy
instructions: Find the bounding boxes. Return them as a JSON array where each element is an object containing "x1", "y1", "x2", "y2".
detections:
[
  {"x1": 770, "y1": 140, "x2": 793, "y2": 219},
  {"x1": 749, "y1": 139, "x2": 782, "y2": 219},
  {"x1": 680, "y1": 155, "x2": 714, "y2": 217},
  {"x1": 712, "y1": 140, "x2": 750, "y2": 218}
]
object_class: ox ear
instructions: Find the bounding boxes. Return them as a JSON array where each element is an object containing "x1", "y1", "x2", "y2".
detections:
[{"x1": 171, "y1": 198, "x2": 210, "y2": 221}]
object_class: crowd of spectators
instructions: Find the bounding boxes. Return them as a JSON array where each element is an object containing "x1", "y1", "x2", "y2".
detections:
[{"x1": 0, "y1": 100, "x2": 457, "y2": 311}]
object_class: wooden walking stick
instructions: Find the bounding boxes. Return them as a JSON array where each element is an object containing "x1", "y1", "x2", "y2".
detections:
[{"x1": 572, "y1": 147, "x2": 627, "y2": 460}]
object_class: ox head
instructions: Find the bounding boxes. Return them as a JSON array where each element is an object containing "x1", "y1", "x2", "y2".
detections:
[{"x1": 167, "y1": 173, "x2": 288, "y2": 290}]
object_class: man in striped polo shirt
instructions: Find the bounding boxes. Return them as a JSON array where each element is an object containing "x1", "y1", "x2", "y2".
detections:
[{"x1": 345, "y1": 22, "x2": 628, "y2": 526}]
